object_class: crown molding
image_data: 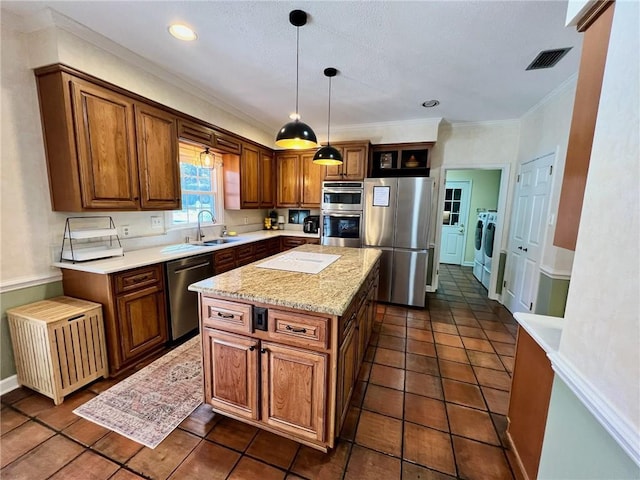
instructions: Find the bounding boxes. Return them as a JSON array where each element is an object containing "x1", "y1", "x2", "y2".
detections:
[
  {"x1": 332, "y1": 117, "x2": 442, "y2": 133},
  {"x1": 443, "y1": 118, "x2": 521, "y2": 129},
  {"x1": 522, "y1": 73, "x2": 578, "y2": 119}
]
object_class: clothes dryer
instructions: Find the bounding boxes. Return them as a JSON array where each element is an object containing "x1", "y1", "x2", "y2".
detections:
[
  {"x1": 473, "y1": 212, "x2": 488, "y2": 282},
  {"x1": 482, "y1": 212, "x2": 497, "y2": 290}
]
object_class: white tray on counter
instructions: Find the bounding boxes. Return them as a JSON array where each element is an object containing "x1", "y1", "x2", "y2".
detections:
[{"x1": 61, "y1": 246, "x2": 124, "y2": 262}]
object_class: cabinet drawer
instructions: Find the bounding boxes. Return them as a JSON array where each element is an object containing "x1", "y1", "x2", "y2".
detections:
[
  {"x1": 213, "y1": 249, "x2": 237, "y2": 274},
  {"x1": 202, "y1": 297, "x2": 252, "y2": 334},
  {"x1": 268, "y1": 309, "x2": 329, "y2": 349},
  {"x1": 236, "y1": 244, "x2": 256, "y2": 264},
  {"x1": 281, "y1": 237, "x2": 306, "y2": 250},
  {"x1": 114, "y1": 265, "x2": 162, "y2": 294}
]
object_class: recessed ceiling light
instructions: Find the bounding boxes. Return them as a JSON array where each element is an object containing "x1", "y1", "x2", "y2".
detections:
[
  {"x1": 422, "y1": 100, "x2": 440, "y2": 108},
  {"x1": 168, "y1": 24, "x2": 197, "y2": 41}
]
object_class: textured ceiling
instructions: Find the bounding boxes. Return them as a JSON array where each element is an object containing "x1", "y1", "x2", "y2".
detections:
[{"x1": 3, "y1": 1, "x2": 583, "y2": 135}]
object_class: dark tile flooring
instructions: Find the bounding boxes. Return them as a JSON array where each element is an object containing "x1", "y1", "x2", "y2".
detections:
[{"x1": 1, "y1": 265, "x2": 518, "y2": 480}]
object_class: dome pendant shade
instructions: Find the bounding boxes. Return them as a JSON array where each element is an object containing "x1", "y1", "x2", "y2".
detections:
[
  {"x1": 275, "y1": 10, "x2": 317, "y2": 150},
  {"x1": 313, "y1": 67, "x2": 343, "y2": 165},
  {"x1": 313, "y1": 145, "x2": 343, "y2": 165},
  {"x1": 275, "y1": 119, "x2": 318, "y2": 149}
]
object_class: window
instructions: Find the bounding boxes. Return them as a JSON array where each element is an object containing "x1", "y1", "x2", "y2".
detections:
[
  {"x1": 442, "y1": 187, "x2": 462, "y2": 225},
  {"x1": 170, "y1": 142, "x2": 224, "y2": 227}
]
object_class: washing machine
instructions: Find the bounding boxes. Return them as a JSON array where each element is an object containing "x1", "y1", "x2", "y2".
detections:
[
  {"x1": 482, "y1": 212, "x2": 497, "y2": 290},
  {"x1": 473, "y1": 212, "x2": 488, "y2": 282}
]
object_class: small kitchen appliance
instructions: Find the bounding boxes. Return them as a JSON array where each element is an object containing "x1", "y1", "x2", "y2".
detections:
[{"x1": 303, "y1": 215, "x2": 320, "y2": 234}]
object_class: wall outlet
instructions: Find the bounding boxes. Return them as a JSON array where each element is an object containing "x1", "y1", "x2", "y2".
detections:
[
  {"x1": 244, "y1": 217, "x2": 248, "y2": 225},
  {"x1": 121, "y1": 225, "x2": 131, "y2": 237},
  {"x1": 151, "y1": 216, "x2": 162, "y2": 229}
]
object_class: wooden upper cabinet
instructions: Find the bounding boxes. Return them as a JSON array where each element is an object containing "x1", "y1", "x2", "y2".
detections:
[
  {"x1": 239, "y1": 144, "x2": 261, "y2": 208},
  {"x1": 323, "y1": 142, "x2": 369, "y2": 181},
  {"x1": 35, "y1": 65, "x2": 182, "y2": 212},
  {"x1": 301, "y1": 153, "x2": 323, "y2": 207},
  {"x1": 260, "y1": 149, "x2": 275, "y2": 208},
  {"x1": 277, "y1": 153, "x2": 301, "y2": 207},
  {"x1": 178, "y1": 119, "x2": 215, "y2": 147},
  {"x1": 70, "y1": 80, "x2": 140, "y2": 209},
  {"x1": 224, "y1": 143, "x2": 275, "y2": 210},
  {"x1": 135, "y1": 104, "x2": 180, "y2": 210},
  {"x1": 276, "y1": 150, "x2": 322, "y2": 208},
  {"x1": 554, "y1": 2, "x2": 614, "y2": 250}
]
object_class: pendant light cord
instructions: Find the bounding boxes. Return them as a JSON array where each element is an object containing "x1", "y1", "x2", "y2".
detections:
[
  {"x1": 295, "y1": 25, "x2": 300, "y2": 117},
  {"x1": 327, "y1": 75, "x2": 332, "y2": 145}
]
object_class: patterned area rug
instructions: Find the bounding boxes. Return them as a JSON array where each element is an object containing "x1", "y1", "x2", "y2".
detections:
[{"x1": 74, "y1": 336, "x2": 202, "y2": 449}]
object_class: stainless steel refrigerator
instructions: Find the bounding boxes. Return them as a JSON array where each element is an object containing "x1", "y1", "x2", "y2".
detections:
[{"x1": 362, "y1": 177, "x2": 434, "y2": 307}]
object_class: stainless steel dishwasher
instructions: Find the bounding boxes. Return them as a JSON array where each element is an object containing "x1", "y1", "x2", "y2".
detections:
[{"x1": 165, "y1": 253, "x2": 214, "y2": 341}]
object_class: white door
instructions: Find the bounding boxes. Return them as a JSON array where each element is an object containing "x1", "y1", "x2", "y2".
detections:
[
  {"x1": 440, "y1": 181, "x2": 471, "y2": 265},
  {"x1": 504, "y1": 154, "x2": 554, "y2": 314}
]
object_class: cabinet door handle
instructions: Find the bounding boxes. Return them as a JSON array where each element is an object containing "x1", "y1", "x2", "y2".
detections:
[
  {"x1": 217, "y1": 312, "x2": 234, "y2": 319},
  {"x1": 517, "y1": 246, "x2": 523, "y2": 250},
  {"x1": 285, "y1": 325, "x2": 307, "y2": 334},
  {"x1": 249, "y1": 346, "x2": 255, "y2": 351},
  {"x1": 260, "y1": 348, "x2": 267, "y2": 354},
  {"x1": 522, "y1": 247, "x2": 528, "y2": 252}
]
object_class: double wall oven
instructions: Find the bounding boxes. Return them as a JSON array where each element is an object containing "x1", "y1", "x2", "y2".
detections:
[{"x1": 321, "y1": 181, "x2": 363, "y2": 248}]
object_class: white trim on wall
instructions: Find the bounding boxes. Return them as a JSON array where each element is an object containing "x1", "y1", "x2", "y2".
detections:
[
  {"x1": 0, "y1": 375, "x2": 19, "y2": 396},
  {"x1": 549, "y1": 351, "x2": 640, "y2": 467},
  {"x1": 0, "y1": 273, "x2": 63, "y2": 294},
  {"x1": 539, "y1": 265, "x2": 572, "y2": 281}
]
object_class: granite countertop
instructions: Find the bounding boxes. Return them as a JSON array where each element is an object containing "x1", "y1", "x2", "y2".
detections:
[
  {"x1": 189, "y1": 244, "x2": 382, "y2": 316},
  {"x1": 52, "y1": 230, "x2": 320, "y2": 274}
]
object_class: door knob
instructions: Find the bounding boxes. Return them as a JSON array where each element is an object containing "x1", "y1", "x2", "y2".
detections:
[
  {"x1": 517, "y1": 246, "x2": 523, "y2": 250},
  {"x1": 522, "y1": 247, "x2": 528, "y2": 252}
]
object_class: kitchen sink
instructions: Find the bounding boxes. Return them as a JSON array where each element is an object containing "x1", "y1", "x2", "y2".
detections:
[
  {"x1": 160, "y1": 243, "x2": 206, "y2": 253},
  {"x1": 202, "y1": 237, "x2": 243, "y2": 245}
]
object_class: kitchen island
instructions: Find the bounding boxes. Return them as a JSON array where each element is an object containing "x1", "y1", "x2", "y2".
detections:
[{"x1": 189, "y1": 244, "x2": 381, "y2": 451}]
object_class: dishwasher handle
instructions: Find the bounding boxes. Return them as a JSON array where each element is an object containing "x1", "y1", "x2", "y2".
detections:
[{"x1": 173, "y1": 261, "x2": 211, "y2": 274}]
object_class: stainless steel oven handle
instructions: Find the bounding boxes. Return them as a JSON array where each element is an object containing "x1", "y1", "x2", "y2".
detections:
[
  {"x1": 324, "y1": 214, "x2": 362, "y2": 218},
  {"x1": 322, "y1": 189, "x2": 363, "y2": 194}
]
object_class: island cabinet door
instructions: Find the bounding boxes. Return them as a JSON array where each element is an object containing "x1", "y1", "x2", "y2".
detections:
[
  {"x1": 337, "y1": 325, "x2": 358, "y2": 429},
  {"x1": 203, "y1": 328, "x2": 259, "y2": 421},
  {"x1": 260, "y1": 341, "x2": 327, "y2": 443}
]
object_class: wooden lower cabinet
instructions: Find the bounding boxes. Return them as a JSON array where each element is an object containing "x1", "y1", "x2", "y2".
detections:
[
  {"x1": 203, "y1": 328, "x2": 259, "y2": 420},
  {"x1": 261, "y1": 341, "x2": 327, "y2": 442},
  {"x1": 60, "y1": 263, "x2": 168, "y2": 376},
  {"x1": 116, "y1": 285, "x2": 167, "y2": 363},
  {"x1": 337, "y1": 324, "x2": 358, "y2": 428},
  {"x1": 202, "y1": 319, "x2": 329, "y2": 448},
  {"x1": 199, "y1": 260, "x2": 378, "y2": 450}
]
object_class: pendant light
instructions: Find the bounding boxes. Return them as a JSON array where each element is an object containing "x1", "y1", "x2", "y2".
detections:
[
  {"x1": 275, "y1": 10, "x2": 317, "y2": 149},
  {"x1": 313, "y1": 67, "x2": 343, "y2": 165},
  {"x1": 199, "y1": 147, "x2": 214, "y2": 169}
]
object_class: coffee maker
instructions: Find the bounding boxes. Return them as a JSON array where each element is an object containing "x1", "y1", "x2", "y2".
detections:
[{"x1": 303, "y1": 215, "x2": 320, "y2": 234}]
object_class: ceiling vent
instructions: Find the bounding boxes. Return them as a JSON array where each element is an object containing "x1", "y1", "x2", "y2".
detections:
[{"x1": 526, "y1": 48, "x2": 572, "y2": 70}]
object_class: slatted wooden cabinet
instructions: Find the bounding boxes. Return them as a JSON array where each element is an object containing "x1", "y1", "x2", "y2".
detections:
[{"x1": 6, "y1": 296, "x2": 108, "y2": 405}]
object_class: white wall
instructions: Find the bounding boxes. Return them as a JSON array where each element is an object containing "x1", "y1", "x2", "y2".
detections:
[
  {"x1": 517, "y1": 77, "x2": 577, "y2": 275},
  {"x1": 559, "y1": 0, "x2": 640, "y2": 436},
  {"x1": 0, "y1": 15, "x2": 277, "y2": 288}
]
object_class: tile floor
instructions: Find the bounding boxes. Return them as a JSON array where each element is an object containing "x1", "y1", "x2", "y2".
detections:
[{"x1": 1, "y1": 265, "x2": 519, "y2": 480}]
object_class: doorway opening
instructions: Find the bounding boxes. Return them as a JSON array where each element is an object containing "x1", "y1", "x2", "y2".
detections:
[{"x1": 434, "y1": 166, "x2": 510, "y2": 301}]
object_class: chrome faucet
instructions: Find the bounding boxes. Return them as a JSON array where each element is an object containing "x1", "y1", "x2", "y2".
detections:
[
  {"x1": 221, "y1": 225, "x2": 228, "y2": 237},
  {"x1": 196, "y1": 210, "x2": 215, "y2": 241}
]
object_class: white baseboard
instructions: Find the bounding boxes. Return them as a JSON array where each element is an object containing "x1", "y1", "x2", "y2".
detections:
[
  {"x1": 0, "y1": 375, "x2": 19, "y2": 396},
  {"x1": 462, "y1": 261, "x2": 475, "y2": 267}
]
